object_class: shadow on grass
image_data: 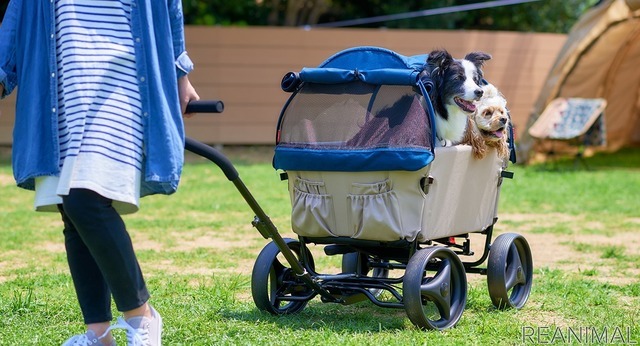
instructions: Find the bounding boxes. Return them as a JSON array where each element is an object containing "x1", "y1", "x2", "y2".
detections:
[
  {"x1": 222, "y1": 302, "x2": 409, "y2": 333},
  {"x1": 219, "y1": 295, "x2": 505, "y2": 334}
]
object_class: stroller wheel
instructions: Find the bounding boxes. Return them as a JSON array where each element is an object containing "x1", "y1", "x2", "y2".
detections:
[
  {"x1": 251, "y1": 238, "x2": 315, "y2": 315},
  {"x1": 403, "y1": 247, "x2": 467, "y2": 330},
  {"x1": 342, "y1": 252, "x2": 389, "y2": 297},
  {"x1": 487, "y1": 233, "x2": 533, "y2": 309}
]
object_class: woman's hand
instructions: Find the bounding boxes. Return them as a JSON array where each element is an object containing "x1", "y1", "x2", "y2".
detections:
[{"x1": 178, "y1": 76, "x2": 200, "y2": 118}]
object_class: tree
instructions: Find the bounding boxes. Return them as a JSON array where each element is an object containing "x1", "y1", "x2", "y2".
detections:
[
  {"x1": 182, "y1": 0, "x2": 269, "y2": 26},
  {"x1": 265, "y1": 0, "x2": 332, "y2": 26},
  {"x1": 0, "y1": 1, "x2": 601, "y2": 34},
  {"x1": 317, "y1": 0, "x2": 601, "y2": 32},
  {"x1": 217, "y1": 0, "x2": 601, "y2": 33}
]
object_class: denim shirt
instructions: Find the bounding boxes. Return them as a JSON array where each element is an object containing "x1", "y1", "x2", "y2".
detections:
[{"x1": 0, "y1": 0, "x2": 194, "y2": 196}]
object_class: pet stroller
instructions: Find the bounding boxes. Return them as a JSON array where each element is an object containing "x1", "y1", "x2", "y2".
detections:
[{"x1": 186, "y1": 46, "x2": 533, "y2": 331}]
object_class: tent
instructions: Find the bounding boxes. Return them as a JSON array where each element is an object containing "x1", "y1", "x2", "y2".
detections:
[{"x1": 519, "y1": 0, "x2": 640, "y2": 162}]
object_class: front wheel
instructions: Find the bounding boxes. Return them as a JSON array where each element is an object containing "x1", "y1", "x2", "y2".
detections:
[
  {"x1": 251, "y1": 238, "x2": 315, "y2": 315},
  {"x1": 403, "y1": 247, "x2": 467, "y2": 330}
]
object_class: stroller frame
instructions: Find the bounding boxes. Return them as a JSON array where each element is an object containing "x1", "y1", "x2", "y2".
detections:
[
  {"x1": 187, "y1": 136, "x2": 531, "y2": 331},
  {"x1": 185, "y1": 46, "x2": 533, "y2": 331}
]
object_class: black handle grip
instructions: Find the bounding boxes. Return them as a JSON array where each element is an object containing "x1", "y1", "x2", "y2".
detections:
[{"x1": 185, "y1": 100, "x2": 224, "y2": 113}]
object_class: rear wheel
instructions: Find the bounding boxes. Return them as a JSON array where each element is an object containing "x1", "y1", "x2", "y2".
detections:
[
  {"x1": 487, "y1": 233, "x2": 533, "y2": 309},
  {"x1": 342, "y1": 252, "x2": 389, "y2": 297},
  {"x1": 251, "y1": 238, "x2": 314, "y2": 314},
  {"x1": 403, "y1": 247, "x2": 467, "y2": 330}
]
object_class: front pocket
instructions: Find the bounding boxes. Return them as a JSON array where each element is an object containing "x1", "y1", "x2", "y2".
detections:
[
  {"x1": 291, "y1": 178, "x2": 337, "y2": 237},
  {"x1": 348, "y1": 179, "x2": 403, "y2": 240}
]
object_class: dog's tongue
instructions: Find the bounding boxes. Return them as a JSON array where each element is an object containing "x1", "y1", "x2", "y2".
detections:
[
  {"x1": 493, "y1": 130, "x2": 504, "y2": 138},
  {"x1": 463, "y1": 100, "x2": 476, "y2": 112},
  {"x1": 455, "y1": 97, "x2": 476, "y2": 113}
]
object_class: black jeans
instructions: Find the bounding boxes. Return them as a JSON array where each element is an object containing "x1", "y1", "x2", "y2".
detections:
[{"x1": 59, "y1": 188, "x2": 149, "y2": 324}]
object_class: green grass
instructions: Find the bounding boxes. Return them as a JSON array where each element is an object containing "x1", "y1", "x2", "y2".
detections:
[
  {"x1": 500, "y1": 148, "x2": 640, "y2": 217},
  {"x1": 0, "y1": 147, "x2": 639, "y2": 345}
]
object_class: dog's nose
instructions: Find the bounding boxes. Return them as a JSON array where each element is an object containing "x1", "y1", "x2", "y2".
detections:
[
  {"x1": 474, "y1": 88, "x2": 484, "y2": 98},
  {"x1": 499, "y1": 117, "x2": 508, "y2": 125}
]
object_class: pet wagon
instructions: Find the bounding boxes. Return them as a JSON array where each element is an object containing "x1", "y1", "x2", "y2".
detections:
[{"x1": 185, "y1": 46, "x2": 533, "y2": 331}]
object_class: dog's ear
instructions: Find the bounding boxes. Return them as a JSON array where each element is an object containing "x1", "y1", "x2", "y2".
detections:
[
  {"x1": 427, "y1": 49, "x2": 453, "y2": 72},
  {"x1": 464, "y1": 52, "x2": 492, "y2": 69}
]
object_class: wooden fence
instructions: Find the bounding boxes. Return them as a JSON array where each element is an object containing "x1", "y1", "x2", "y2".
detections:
[{"x1": 0, "y1": 26, "x2": 566, "y2": 145}]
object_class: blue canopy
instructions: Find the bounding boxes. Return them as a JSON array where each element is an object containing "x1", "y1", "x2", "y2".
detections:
[
  {"x1": 318, "y1": 46, "x2": 429, "y2": 71},
  {"x1": 298, "y1": 46, "x2": 429, "y2": 86},
  {"x1": 274, "y1": 46, "x2": 436, "y2": 172}
]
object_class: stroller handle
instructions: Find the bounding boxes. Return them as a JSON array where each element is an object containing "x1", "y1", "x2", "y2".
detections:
[
  {"x1": 184, "y1": 137, "x2": 238, "y2": 181},
  {"x1": 185, "y1": 100, "x2": 224, "y2": 113},
  {"x1": 184, "y1": 99, "x2": 235, "y2": 179}
]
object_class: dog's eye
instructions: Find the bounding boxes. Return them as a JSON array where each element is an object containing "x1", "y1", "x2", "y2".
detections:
[
  {"x1": 483, "y1": 110, "x2": 493, "y2": 117},
  {"x1": 454, "y1": 71, "x2": 466, "y2": 81}
]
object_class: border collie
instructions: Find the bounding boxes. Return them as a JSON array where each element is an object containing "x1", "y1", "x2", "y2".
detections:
[
  {"x1": 462, "y1": 83, "x2": 510, "y2": 160},
  {"x1": 426, "y1": 49, "x2": 492, "y2": 145}
]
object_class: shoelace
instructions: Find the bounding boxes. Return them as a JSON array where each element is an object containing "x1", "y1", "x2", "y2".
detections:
[
  {"x1": 111, "y1": 317, "x2": 151, "y2": 346},
  {"x1": 66, "y1": 330, "x2": 108, "y2": 346},
  {"x1": 68, "y1": 335, "x2": 96, "y2": 346}
]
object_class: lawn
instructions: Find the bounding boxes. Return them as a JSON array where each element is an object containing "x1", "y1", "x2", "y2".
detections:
[{"x1": 0, "y1": 147, "x2": 639, "y2": 345}]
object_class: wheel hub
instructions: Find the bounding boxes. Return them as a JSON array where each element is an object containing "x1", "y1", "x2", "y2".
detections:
[
  {"x1": 440, "y1": 282, "x2": 450, "y2": 297},
  {"x1": 516, "y1": 266, "x2": 524, "y2": 281}
]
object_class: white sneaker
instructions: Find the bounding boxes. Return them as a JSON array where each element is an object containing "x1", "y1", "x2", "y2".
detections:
[
  {"x1": 113, "y1": 306, "x2": 163, "y2": 346},
  {"x1": 62, "y1": 329, "x2": 115, "y2": 346}
]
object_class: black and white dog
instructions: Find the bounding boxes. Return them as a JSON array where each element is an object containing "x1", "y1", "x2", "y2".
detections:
[{"x1": 426, "y1": 49, "x2": 492, "y2": 145}]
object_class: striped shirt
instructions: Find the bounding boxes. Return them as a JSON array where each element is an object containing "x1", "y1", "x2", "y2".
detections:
[{"x1": 35, "y1": 0, "x2": 143, "y2": 214}]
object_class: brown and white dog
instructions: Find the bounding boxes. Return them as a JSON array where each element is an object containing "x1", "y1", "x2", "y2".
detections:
[{"x1": 461, "y1": 83, "x2": 510, "y2": 160}]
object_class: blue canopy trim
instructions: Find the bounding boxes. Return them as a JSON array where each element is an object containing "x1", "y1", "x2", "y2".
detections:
[
  {"x1": 281, "y1": 47, "x2": 430, "y2": 92},
  {"x1": 416, "y1": 78, "x2": 438, "y2": 147},
  {"x1": 273, "y1": 146, "x2": 434, "y2": 172},
  {"x1": 299, "y1": 67, "x2": 421, "y2": 86}
]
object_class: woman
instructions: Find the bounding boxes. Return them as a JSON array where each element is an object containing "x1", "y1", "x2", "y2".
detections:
[{"x1": 0, "y1": 0, "x2": 200, "y2": 345}]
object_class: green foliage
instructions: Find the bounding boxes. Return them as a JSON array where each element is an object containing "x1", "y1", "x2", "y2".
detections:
[
  {"x1": 182, "y1": 0, "x2": 269, "y2": 26},
  {"x1": 181, "y1": 0, "x2": 601, "y2": 33},
  {"x1": 464, "y1": 0, "x2": 601, "y2": 33},
  {"x1": 0, "y1": 1, "x2": 602, "y2": 33},
  {"x1": 330, "y1": 0, "x2": 602, "y2": 32}
]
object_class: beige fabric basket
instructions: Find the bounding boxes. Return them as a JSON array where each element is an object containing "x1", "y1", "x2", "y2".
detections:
[{"x1": 286, "y1": 145, "x2": 504, "y2": 242}]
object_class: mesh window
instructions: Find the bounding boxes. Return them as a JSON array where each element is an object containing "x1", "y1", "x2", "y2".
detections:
[
  {"x1": 274, "y1": 81, "x2": 435, "y2": 172},
  {"x1": 277, "y1": 82, "x2": 433, "y2": 151}
]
